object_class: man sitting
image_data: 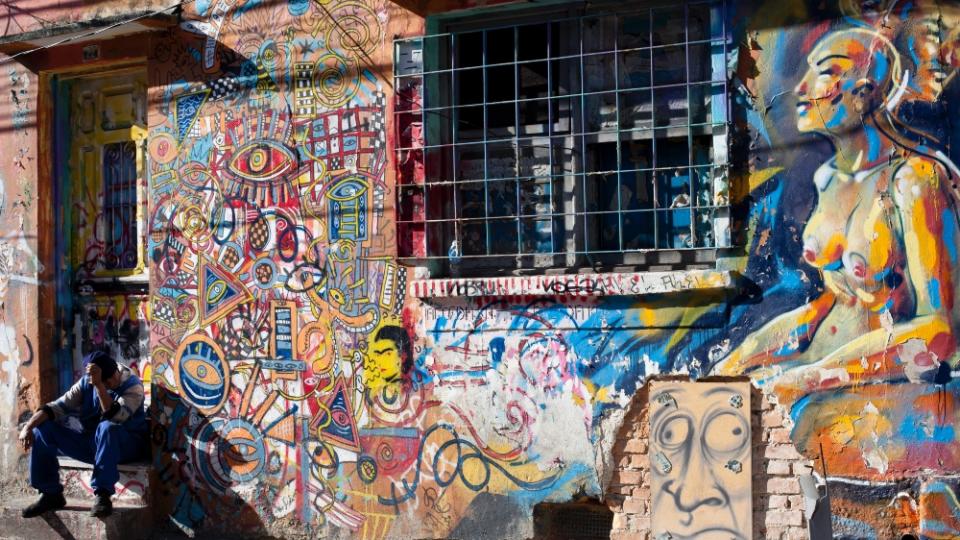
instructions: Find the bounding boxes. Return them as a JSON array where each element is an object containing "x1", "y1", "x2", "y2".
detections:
[{"x1": 17, "y1": 350, "x2": 149, "y2": 518}]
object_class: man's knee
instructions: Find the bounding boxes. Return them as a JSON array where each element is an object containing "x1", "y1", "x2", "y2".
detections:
[
  {"x1": 33, "y1": 421, "x2": 56, "y2": 442},
  {"x1": 95, "y1": 420, "x2": 122, "y2": 440}
]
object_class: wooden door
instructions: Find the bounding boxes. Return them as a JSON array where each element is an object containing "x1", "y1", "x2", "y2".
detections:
[{"x1": 58, "y1": 68, "x2": 151, "y2": 395}]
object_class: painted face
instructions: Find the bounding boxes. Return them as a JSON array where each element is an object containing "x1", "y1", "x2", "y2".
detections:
[
  {"x1": 365, "y1": 338, "x2": 402, "y2": 388},
  {"x1": 900, "y1": 16, "x2": 955, "y2": 100},
  {"x1": 795, "y1": 30, "x2": 894, "y2": 133},
  {"x1": 649, "y1": 383, "x2": 751, "y2": 540}
]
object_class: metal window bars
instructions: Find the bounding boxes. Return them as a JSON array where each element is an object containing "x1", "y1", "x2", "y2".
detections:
[{"x1": 394, "y1": 1, "x2": 730, "y2": 271}]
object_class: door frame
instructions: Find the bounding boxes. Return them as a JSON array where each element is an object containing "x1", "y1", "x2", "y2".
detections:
[{"x1": 38, "y1": 58, "x2": 147, "y2": 397}]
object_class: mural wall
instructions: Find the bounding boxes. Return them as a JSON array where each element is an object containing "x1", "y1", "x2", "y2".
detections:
[
  {"x1": 717, "y1": 2, "x2": 960, "y2": 538},
  {"x1": 11, "y1": 0, "x2": 951, "y2": 539}
]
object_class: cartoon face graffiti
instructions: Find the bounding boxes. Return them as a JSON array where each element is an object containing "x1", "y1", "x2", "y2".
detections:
[
  {"x1": 649, "y1": 382, "x2": 751, "y2": 540},
  {"x1": 795, "y1": 28, "x2": 901, "y2": 133}
]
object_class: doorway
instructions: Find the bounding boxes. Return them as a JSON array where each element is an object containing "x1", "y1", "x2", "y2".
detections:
[{"x1": 52, "y1": 66, "x2": 150, "y2": 396}]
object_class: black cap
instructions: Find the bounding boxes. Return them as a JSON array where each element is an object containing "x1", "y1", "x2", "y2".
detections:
[{"x1": 85, "y1": 350, "x2": 118, "y2": 381}]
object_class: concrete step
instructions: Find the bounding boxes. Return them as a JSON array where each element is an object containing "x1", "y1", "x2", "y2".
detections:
[
  {"x1": 59, "y1": 458, "x2": 151, "y2": 507},
  {"x1": 0, "y1": 497, "x2": 152, "y2": 540}
]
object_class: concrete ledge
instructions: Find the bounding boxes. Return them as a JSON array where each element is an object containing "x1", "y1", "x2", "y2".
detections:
[
  {"x1": 59, "y1": 458, "x2": 151, "y2": 507},
  {"x1": 410, "y1": 269, "x2": 735, "y2": 298}
]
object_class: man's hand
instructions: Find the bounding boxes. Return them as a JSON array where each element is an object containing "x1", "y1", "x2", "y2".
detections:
[
  {"x1": 86, "y1": 363, "x2": 103, "y2": 387},
  {"x1": 18, "y1": 425, "x2": 33, "y2": 452}
]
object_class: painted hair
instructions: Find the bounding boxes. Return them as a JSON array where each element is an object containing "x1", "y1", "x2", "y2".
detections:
[{"x1": 374, "y1": 325, "x2": 413, "y2": 376}]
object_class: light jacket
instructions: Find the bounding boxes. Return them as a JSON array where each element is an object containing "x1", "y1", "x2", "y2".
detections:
[{"x1": 45, "y1": 363, "x2": 148, "y2": 436}]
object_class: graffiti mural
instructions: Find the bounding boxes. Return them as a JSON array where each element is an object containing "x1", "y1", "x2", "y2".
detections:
[
  {"x1": 131, "y1": 0, "x2": 960, "y2": 538},
  {"x1": 712, "y1": 1, "x2": 960, "y2": 537},
  {"x1": 648, "y1": 381, "x2": 751, "y2": 540}
]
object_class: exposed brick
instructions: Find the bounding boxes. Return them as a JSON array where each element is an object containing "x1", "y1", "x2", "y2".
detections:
[
  {"x1": 631, "y1": 486, "x2": 651, "y2": 501},
  {"x1": 770, "y1": 427, "x2": 795, "y2": 444},
  {"x1": 616, "y1": 470, "x2": 643, "y2": 484},
  {"x1": 767, "y1": 459, "x2": 792, "y2": 475},
  {"x1": 765, "y1": 510, "x2": 804, "y2": 528},
  {"x1": 792, "y1": 462, "x2": 815, "y2": 476},
  {"x1": 785, "y1": 527, "x2": 810, "y2": 540},
  {"x1": 765, "y1": 444, "x2": 803, "y2": 460},
  {"x1": 788, "y1": 495, "x2": 805, "y2": 511},
  {"x1": 630, "y1": 516, "x2": 651, "y2": 530},
  {"x1": 629, "y1": 454, "x2": 649, "y2": 469},
  {"x1": 612, "y1": 511, "x2": 629, "y2": 530},
  {"x1": 767, "y1": 477, "x2": 801, "y2": 494},
  {"x1": 610, "y1": 531, "x2": 646, "y2": 540},
  {"x1": 622, "y1": 496, "x2": 646, "y2": 514},
  {"x1": 762, "y1": 409, "x2": 785, "y2": 428},
  {"x1": 623, "y1": 438, "x2": 647, "y2": 453},
  {"x1": 765, "y1": 526, "x2": 786, "y2": 540},
  {"x1": 767, "y1": 494, "x2": 789, "y2": 510}
]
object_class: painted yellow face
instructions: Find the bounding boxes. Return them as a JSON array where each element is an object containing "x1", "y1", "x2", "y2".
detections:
[{"x1": 365, "y1": 338, "x2": 402, "y2": 388}]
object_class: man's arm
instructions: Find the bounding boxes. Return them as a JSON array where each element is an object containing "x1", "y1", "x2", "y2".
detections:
[
  {"x1": 17, "y1": 408, "x2": 50, "y2": 452},
  {"x1": 88, "y1": 363, "x2": 144, "y2": 423},
  {"x1": 19, "y1": 374, "x2": 86, "y2": 452},
  {"x1": 87, "y1": 363, "x2": 113, "y2": 414}
]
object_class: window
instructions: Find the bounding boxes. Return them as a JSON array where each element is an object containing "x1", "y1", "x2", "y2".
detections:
[
  {"x1": 395, "y1": 1, "x2": 730, "y2": 275},
  {"x1": 102, "y1": 141, "x2": 140, "y2": 270}
]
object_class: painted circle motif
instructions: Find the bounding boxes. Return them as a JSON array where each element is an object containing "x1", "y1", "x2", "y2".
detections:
[
  {"x1": 174, "y1": 334, "x2": 229, "y2": 415},
  {"x1": 357, "y1": 455, "x2": 378, "y2": 484},
  {"x1": 188, "y1": 417, "x2": 230, "y2": 494},
  {"x1": 252, "y1": 258, "x2": 277, "y2": 289},
  {"x1": 149, "y1": 133, "x2": 179, "y2": 165},
  {"x1": 323, "y1": 2, "x2": 382, "y2": 54},
  {"x1": 216, "y1": 419, "x2": 267, "y2": 483},
  {"x1": 313, "y1": 53, "x2": 360, "y2": 108}
]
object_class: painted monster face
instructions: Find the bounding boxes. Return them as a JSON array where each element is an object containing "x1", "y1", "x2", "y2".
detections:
[
  {"x1": 795, "y1": 29, "x2": 898, "y2": 133},
  {"x1": 649, "y1": 383, "x2": 752, "y2": 540}
]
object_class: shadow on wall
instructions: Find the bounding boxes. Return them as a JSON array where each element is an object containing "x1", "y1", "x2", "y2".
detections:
[{"x1": 150, "y1": 384, "x2": 273, "y2": 538}]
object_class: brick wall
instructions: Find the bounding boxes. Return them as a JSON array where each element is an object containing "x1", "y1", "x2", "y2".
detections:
[{"x1": 606, "y1": 379, "x2": 814, "y2": 540}]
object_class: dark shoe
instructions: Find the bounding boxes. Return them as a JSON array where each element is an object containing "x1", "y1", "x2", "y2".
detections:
[
  {"x1": 90, "y1": 493, "x2": 112, "y2": 518},
  {"x1": 21, "y1": 492, "x2": 66, "y2": 518}
]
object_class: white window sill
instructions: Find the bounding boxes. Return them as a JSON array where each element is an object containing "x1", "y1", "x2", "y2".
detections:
[{"x1": 409, "y1": 269, "x2": 735, "y2": 298}]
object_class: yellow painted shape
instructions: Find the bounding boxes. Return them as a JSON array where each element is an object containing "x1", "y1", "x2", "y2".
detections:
[{"x1": 749, "y1": 166, "x2": 784, "y2": 193}]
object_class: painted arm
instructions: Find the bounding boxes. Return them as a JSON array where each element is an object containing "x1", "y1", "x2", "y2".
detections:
[
  {"x1": 715, "y1": 287, "x2": 837, "y2": 375},
  {"x1": 772, "y1": 160, "x2": 958, "y2": 403}
]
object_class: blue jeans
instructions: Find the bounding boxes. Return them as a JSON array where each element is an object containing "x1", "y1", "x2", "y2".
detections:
[{"x1": 30, "y1": 420, "x2": 147, "y2": 496}]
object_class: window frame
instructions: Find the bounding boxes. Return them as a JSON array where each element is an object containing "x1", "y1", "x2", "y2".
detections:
[{"x1": 394, "y1": 0, "x2": 732, "y2": 277}]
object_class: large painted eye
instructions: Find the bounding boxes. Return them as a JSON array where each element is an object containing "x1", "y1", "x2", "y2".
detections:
[
  {"x1": 703, "y1": 411, "x2": 749, "y2": 457},
  {"x1": 657, "y1": 414, "x2": 692, "y2": 451},
  {"x1": 182, "y1": 357, "x2": 224, "y2": 387},
  {"x1": 228, "y1": 141, "x2": 295, "y2": 181}
]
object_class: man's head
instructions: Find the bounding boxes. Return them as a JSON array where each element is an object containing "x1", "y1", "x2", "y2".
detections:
[{"x1": 86, "y1": 351, "x2": 122, "y2": 389}]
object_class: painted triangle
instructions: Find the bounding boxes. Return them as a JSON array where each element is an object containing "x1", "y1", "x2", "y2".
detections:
[
  {"x1": 175, "y1": 89, "x2": 210, "y2": 142},
  {"x1": 263, "y1": 407, "x2": 297, "y2": 446},
  {"x1": 313, "y1": 377, "x2": 360, "y2": 452},
  {"x1": 199, "y1": 257, "x2": 253, "y2": 327}
]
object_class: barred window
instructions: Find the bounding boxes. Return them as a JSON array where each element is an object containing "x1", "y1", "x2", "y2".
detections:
[{"x1": 395, "y1": 1, "x2": 730, "y2": 275}]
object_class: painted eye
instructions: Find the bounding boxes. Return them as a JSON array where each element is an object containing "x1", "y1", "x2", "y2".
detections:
[
  {"x1": 704, "y1": 411, "x2": 749, "y2": 456},
  {"x1": 332, "y1": 410, "x2": 350, "y2": 426},
  {"x1": 228, "y1": 141, "x2": 295, "y2": 180},
  {"x1": 183, "y1": 357, "x2": 223, "y2": 387},
  {"x1": 206, "y1": 279, "x2": 227, "y2": 303},
  {"x1": 657, "y1": 415, "x2": 692, "y2": 450}
]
